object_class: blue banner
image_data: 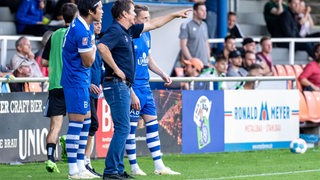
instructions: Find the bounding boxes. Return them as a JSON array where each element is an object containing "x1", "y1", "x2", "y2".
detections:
[{"x1": 182, "y1": 90, "x2": 224, "y2": 154}]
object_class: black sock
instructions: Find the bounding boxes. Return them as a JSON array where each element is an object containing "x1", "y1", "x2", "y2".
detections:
[{"x1": 46, "y1": 143, "x2": 56, "y2": 162}]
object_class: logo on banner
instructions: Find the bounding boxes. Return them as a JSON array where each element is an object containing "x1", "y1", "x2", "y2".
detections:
[
  {"x1": 259, "y1": 102, "x2": 269, "y2": 121},
  {"x1": 194, "y1": 96, "x2": 212, "y2": 149}
]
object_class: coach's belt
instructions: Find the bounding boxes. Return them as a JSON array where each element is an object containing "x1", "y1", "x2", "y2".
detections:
[{"x1": 105, "y1": 76, "x2": 132, "y2": 88}]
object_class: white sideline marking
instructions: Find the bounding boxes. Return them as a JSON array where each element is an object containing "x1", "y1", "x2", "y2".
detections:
[{"x1": 190, "y1": 168, "x2": 320, "y2": 180}]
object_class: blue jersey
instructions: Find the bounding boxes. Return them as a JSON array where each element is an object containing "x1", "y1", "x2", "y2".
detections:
[
  {"x1": 133, "y1": 32, "x2": 151, "y2": 87},
  {"x1": 61, "y1": 16, "x2": 94, "y2": 88},
  {"x1": 99, "y1": 21, "x2": 144, "y2": 83},
  {"x1": 90, "y1": 36, "x2": 103, "y2": 99}
]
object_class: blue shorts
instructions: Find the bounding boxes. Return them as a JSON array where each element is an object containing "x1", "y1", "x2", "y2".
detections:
[
  {"x1": 130, "y1": 86, "x2": 156, "y2": 120},
  {"x1": 63, "y1": 87, "x2": 90, "y2": 115}
]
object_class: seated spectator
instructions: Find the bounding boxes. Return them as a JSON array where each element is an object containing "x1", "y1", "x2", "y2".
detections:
[
  {"x1": 242, "y1": 50, "x2": 256, "y2": 71},
  {"x1": 238, "y1": 64, "x2": 264, "y2": 90},
  {"x1": 263, "y1": 0, "x2": 287, "y2": 37},
  {"x1": 206, "y1": 55, "x2": 228, "y2": 90},
  {"x1": 298, "y1": 0, "x2": 320, "y2": 37},
  {"x1": 15, "y1": 0, "x2": 50, "y2": 36},
  {"x1": 278, "y1": 0, "x2": 314, "y2": 59},
  {"x1": 182, "y1": 58, "x2": 204, "y2": 90},
  {"x1": 11, "y1": 36, "x2": 44, "y2": 77},
  {"x1": 240, "y1": 37, "x2": 257, "y2": 55},
  {"x1": 227, "y1": 11, "x2": 243, "y2": 38},
  {"x1": 298, "y1": 43, "x2": 320, "y2": 91},
  {"x1": 256, "y1": 36, "x2": 274, "y2": 76},
  {"x1": 217, "y1": 35, "x2": 236, "y2": 60},
  {"x1": 227, "y1": 50, "x2": 248, "y2": 77},
  {"x1": 9, "y1": 59, "x2": 33, "y2": 92},
  {"x1": 227, "y1": 50, "x2": 248, "y2": 89}
]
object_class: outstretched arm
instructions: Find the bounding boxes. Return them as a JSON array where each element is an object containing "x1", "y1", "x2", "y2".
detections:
[{"x1": 143, "y1": 8, "x2": 192, "y2": 32}]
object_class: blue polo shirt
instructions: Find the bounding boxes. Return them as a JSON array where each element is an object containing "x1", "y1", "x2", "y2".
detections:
[
  {"x1": 99, "y1": 21, "x2": 144, "y2": 83},
  {"x1": 133, "y1": 32, "x2": 151, "y2": 87},
  {"x1": 61, "y1": 16, "x2": 94, "y2": 88}
]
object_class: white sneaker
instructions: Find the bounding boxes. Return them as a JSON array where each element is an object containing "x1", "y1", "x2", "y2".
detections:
[
  {"x1": 154, "y1": 166, "x2": 181, "y2": 175},
  {"x1": 68, "y1": 169, "x2": 100, "y2": 179},
  {"x1": 81, "y1": 169, "x2": 100, "y2": 178},
  {"x1": 131, "y1": 168, "x2": 147, "y2": 176}
]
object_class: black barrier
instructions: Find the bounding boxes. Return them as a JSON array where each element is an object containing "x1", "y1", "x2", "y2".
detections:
[{"x1": 0, "y1": 92, "x2": 68, "y2": 164}]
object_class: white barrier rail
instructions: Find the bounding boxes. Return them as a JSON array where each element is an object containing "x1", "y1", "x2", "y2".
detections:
[{"x1": 0, "y1": 76, "x2": 295, "y2": 83}]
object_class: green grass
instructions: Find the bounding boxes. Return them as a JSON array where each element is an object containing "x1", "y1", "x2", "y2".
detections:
[{"x1": 1, "y1": 148, "x2": 320, "y2": 179}]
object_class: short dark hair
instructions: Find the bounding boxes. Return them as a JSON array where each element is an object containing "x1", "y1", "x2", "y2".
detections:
[
  {"x1": 134, "y1": 4, "x2": 148, "y2": 16},
  {"x1": 112, "y1": 0, "x2": 134, "y2": 20},
  {"x1": 215, "y1": 54, "x2": 227, "y2": 63},
  {"x1": 193, "y1": 2, "x2": 205, "y2": 11},
  {"x1": 77, "y1": 0, "x2": 100, "y2": 17},
  {"x1": 224, "y1": 35, "x2": 236, "y2": 43},
  {"x1": 62, "y1": 3, "x2": 78, "y2": 24},
  {"x1": 228, "y1": 11, "x2": 237, "y2": 18},
  {"x1": 260, "y1": 36, "x2": 271, "y2": 45}
]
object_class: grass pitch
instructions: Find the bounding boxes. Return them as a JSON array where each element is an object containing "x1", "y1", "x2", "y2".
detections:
[{"x1": 1, "y1": 148, "x2": 320, "y2": 179}]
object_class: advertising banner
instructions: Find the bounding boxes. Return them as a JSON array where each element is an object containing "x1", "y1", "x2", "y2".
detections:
[
  {"x1": 224, "y1": 90, "x2": 299, "y2": 151},
  {"x1": 95, "y1": 98, "x2": 114, "y2": 158},
  {"x1": 0, "y1": 92, "x2": 68, "y2": 163},
  {"x1": 182, "y1": 90, "x2": 224, "y2": 154},
  {"x1": 135, "y1": 90, "x2": 182, "y2": 155}
]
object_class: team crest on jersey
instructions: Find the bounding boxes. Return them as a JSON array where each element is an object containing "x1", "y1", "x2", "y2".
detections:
[{"x1": 82, "y1": 37, "x2": 88, "y2": 46}]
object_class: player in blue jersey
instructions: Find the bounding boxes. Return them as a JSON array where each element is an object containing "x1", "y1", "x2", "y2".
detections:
[
  {"x1": 97, "y1": 0, "x2": 190, "y2": 179},
  {"x1": 60, "y1": 0, "x2": 103, "y2": 179},
  {"x1": 125, "y1": 4, "x2": 180, "y2": 176}
]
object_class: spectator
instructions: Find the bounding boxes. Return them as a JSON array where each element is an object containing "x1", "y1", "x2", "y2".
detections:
[
  {"x1": 238, "y1": 64, "x2": 264, "y2": 90},
  {"x1": 9, "y1": 59, "x2": 33, "y2": 92},
  {"x1": 11, "y1": 36, "x2": 43, "y2": 77},
  {"x1": 298, "y1": 0, "x2": 320, "y2": 37},
  {"x1": 227, "y1": 50, "x2": 248, "y2": 77},
  {"x1": 179, "y1": 2, "x2": 211, "y2": 67},
  {"x1": 263, "y1": 0, "x2": 287, "y2": 37},
  {"x1": 242, "y1": 50, "x2": 256, "y2": 71},
  {"x1": 15, "y1": 0, "x2": 50, "y2": 36},
  {"x1": 217, "y1": 35, "x2": 236, "y2": 60},
  {"x1": 213, "y1": 55, "x2": 228, "y2": 90},
  {"x1": 279, "y1": 0, "x2": 314, "y2": 59},
  {"x1": 298, "y1": 43, "x2": 320, "y2": 91},
  {"x1": 256, "y1": 36, "x2": 274, "y2": 76},
  {"x1": 227, "y1": 50, "x2": 248, "y2": 89},
  {"x1": 182, "y1": 58, "x2": 204, "y2": 90},
  {"x1": 227, "y1": 11, "x2": 243, "y2": 38},
  {"x1": 241, "y1": 37, "x2": 257, "y2": 55}
]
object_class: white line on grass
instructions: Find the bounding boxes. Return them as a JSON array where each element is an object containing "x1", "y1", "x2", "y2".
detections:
[{"x1": 190, "y1": 168, "x2": 320, "y2": 180}]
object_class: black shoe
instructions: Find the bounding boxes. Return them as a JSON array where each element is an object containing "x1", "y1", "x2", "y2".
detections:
[
  {"x1": 85, "y1": 164, "x2": 102, "y2": 177},
  {"x1": 103, "y1": 173, "x2": 125, "y2": 180},
  {"x1": 120, "y1": 171, "x2": 135, "y2": 179}
]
